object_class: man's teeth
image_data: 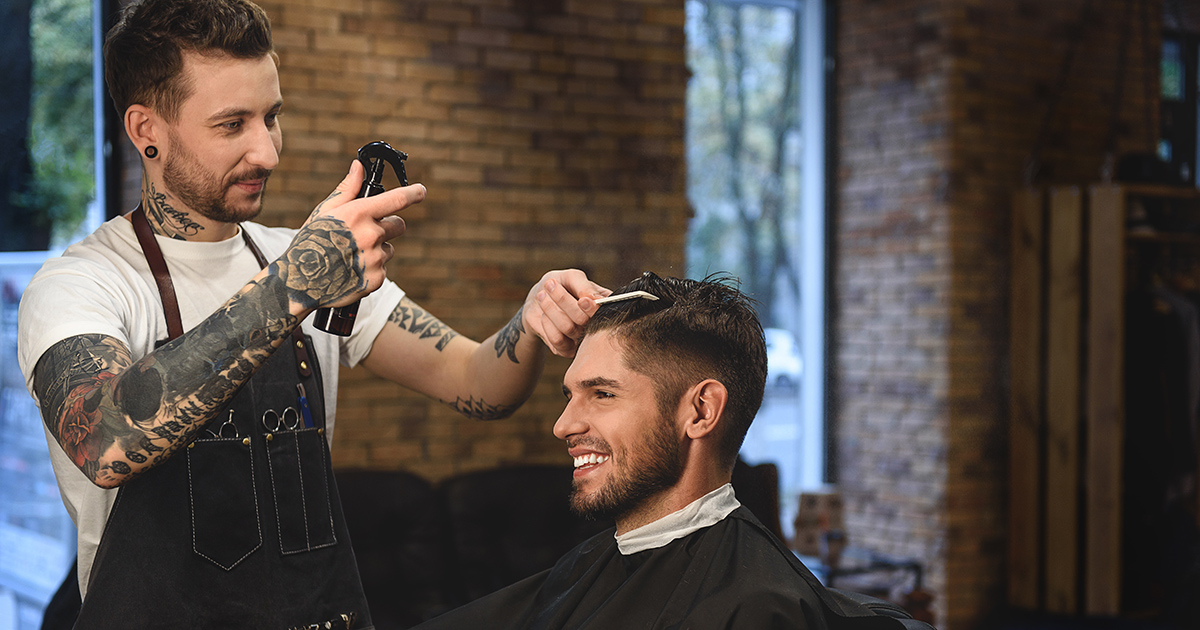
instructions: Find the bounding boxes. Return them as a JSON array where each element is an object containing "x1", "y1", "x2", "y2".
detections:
[{"x1": 573, "y1": 453, "x2": 610, "y2": 468}]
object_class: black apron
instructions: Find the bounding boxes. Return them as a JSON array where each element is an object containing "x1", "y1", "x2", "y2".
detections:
[{"x1": 74, "y1": 208, "x2": 373, "y2": 629}]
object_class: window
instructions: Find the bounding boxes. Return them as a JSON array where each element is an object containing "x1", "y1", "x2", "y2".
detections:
[
  {"x1": 0, "y1": 0, "x2": 108, "y2": 627},
  {"x1": 685, "y1": 0, "x2": 827, "y2": 539}
]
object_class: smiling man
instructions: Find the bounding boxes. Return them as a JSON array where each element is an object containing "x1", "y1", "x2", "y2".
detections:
[
  {"x1": 413, "y1": 272, "x2": 927, "y2": 630},
  {"x1": 17, "y1": 0, "x2": 607, "y2": 628}
]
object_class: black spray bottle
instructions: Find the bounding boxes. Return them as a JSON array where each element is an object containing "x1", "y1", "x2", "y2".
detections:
[{"x1": 313, "y1": 140, "x2": 409, "y2": 336}]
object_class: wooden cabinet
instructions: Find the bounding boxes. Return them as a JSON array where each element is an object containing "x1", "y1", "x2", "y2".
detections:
[{"x1": 1008, "y1": 183, "x2": 1200, "y2": 617}]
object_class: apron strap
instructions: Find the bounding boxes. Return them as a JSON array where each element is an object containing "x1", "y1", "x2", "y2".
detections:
[
  {"x1": 130, "y1": 206, "x2": 314, "y2": 377},
  {"x1": 131, "y1": 205, "x2": 184, "y2": 341}
]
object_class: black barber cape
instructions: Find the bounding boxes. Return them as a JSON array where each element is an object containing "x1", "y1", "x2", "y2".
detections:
[{"x1": 414, "y1": 506, "x2": 903, "y2": 630}]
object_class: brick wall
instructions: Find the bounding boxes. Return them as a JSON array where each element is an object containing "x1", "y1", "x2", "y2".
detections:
[
  {"x1": 835, "y1": 0, "x2": 1161, "y2": 627},
  {"x1": 247, "y1": 0, "x2": 690, "y2": 480},
  {"x1": 106, "y1": 0, "x2": 1178, "y2": 626}
]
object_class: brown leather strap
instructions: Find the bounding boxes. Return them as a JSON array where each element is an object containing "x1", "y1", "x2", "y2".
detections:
[
  {"x1": 132, "y1": 208, "x2": 314, "y2": 377},
  {"x1": 131, "y1": 205, "x2": 184, "y2": 341},
  {"x1": 239, "y1": 226, "x2": 269, "y2": 267}
]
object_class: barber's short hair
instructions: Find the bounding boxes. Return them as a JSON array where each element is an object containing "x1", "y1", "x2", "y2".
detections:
[
  {"x1": 103, "y1": 0, "x2": 274, "y2": 121},
  {"x1": 585, "y1": 272, "x2": 768, "y2": 470}
]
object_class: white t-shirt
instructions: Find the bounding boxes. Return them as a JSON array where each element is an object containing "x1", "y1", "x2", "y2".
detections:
[{"x1": 16, "y1": 215, "x2": 404, "y2": 596}]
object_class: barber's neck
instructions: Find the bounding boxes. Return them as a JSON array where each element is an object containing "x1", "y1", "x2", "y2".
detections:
[{"x1": 136, "y1": 175, "x2": 240, "y2": 243}]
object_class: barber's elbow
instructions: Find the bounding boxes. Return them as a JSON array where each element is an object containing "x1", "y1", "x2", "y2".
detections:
[
  {"x1": 89, "y1": 472, "x2": 126, "y2": 490},
  {"x1": 452, "y1": 395, "x2": 524, "y2": 421},
  {"x1": 68, "y1": 445, "x2": 138, "y2": 489}
]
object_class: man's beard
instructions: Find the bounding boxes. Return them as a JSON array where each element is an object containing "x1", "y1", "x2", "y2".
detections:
[
  {"x1": 163, "y1": 131, "x2": 270, "y2": 224},
  {"x1": 569, "y1": 413, "x2": 685, "y2": 523}
]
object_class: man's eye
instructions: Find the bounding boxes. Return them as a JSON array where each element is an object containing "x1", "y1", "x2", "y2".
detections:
[
  {"x1": 266, "y1": 112, "x2": 280, "y2": 127},
  {"x1": 595, "y1": 390, "x2": 615, "y2": 399},
  {"x1": 222, "y1": 120, "x2": 242, "y2": 131}
]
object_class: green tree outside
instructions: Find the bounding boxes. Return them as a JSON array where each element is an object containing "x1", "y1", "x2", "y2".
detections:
[{"x1": 17, "y1": 0, "x2": 95, "y2": 246}]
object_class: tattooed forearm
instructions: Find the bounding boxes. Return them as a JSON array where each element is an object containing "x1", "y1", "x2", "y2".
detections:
[
  {"x1": 143, "y1": 181, "x2": 203, "y2": 240},
  {"x1": 445, "y1": 395, "x2": 520, "y2": 421},
  {"x1": 270, "y1": 215, "x2": 364, "y2": 309},
  {"x1": 388, "y1": 298, "x2": 458, "y2": 350},
  {"x1": 493, "y1": 309, "x2": 524, "y2": 364},
  {"x1": 31, "y1": 275, "x2": 298, "y2": 487}
]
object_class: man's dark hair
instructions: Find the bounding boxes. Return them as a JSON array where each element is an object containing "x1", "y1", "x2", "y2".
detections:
[
  {"x1": 103, "y1": 0, "x2": 274, "y2": 121},
  {"x1": 585, "y1": 272, "x2": 768, "y2": 471}
]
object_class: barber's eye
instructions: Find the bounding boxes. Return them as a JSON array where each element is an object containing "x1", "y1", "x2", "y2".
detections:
[{"x1": 222, "y1": 120, "x2": 242, "y2": 131}]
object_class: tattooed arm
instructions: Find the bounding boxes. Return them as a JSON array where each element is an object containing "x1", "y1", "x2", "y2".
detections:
[
  {"x1": 32, "y1": 275, "x2": 299, "y2": 488},
  {"x1": 30, "y1": 163, "x2": 424, "y2": 488},
  {"x1": 361, "y1": 270, "x2": 609, "y2": 421}
]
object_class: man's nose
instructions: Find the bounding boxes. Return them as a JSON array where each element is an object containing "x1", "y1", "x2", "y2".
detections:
[
  {"x1": 552, "y1": 402, "x2": 585, "y2": 441},
  {"x1": 246, "y1": 124, "x2": 280, "y2": 170}
]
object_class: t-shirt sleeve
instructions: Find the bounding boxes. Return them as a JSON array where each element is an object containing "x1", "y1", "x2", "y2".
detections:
[
  {"x1": 338, "y1": 278, "x2": 404, "y2": 368},
  {"x1": 17, "y1": 259, "x2": 133, "y2": 403}
]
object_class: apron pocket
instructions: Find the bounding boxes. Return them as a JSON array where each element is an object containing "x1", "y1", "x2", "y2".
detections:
[
  {"x1": 187, "y1": 438, "x2": 262, "y2": 570},
  {"x1": 266, "y1": 428, "x2": 337, "y2": 554}
]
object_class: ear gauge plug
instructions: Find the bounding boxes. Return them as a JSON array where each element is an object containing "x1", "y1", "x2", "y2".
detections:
[{"x1": 144, "y1": 145, "x2": 158, "y2": 159}]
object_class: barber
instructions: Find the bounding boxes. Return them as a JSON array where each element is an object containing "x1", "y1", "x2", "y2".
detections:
[{"x1": 16, "y1": 0, "x2": 608, "y2": 627}]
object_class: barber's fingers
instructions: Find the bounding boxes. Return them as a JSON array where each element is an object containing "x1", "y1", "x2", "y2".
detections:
[
  {"x1": 525, "y1": 270, "x2": 611, "y2": 357},
  {"x1": 308, "y1": 161, "x2": 368, "y2": 218},
  {"x1": 554, "y1": 270, "x2": 611, "y2": 321},
  {"x1": 378, "y1": 214, "x2": 406, "y2": 242},
  {"x1": 311, "y1": 162, "x2": 426, "y2": 221},
  {"x1": 356, "y1": 183, "x2": 427, "y2": 221}
]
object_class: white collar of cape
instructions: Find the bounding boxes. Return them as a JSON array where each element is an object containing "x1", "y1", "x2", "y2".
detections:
[{"x1": 615, "y1": 483, "x2": 741, "y2": 555}]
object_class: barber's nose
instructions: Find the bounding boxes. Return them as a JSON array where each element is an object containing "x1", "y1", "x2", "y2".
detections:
[{"x1": 246, "y1": 124, "x2": 280, "y2": 170}]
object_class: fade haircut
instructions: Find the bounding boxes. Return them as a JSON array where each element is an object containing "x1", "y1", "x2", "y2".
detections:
[
  {"x1": 585, "y1": 272, "x2": 768, "y2": 471},
  {"x1": 103, "y1": 0, "x2": 274, "y2": 122}
]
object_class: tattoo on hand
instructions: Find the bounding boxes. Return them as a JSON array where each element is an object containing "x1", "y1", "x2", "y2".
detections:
[
  {"x1": 271, "y1": 215, "x2": 364, "y2": 309},
  {"x1": 389, "y1": 300, "x2": 458, "y2": 350},
  {"x1": 144, "y1": 181, "x2": 203, "y2": 240},
  {"x1": 494, "y1": 309, "x2": 523, "y2": 364},
  {"x1": 445, "y1": 395, "x2": 519, "y2": 421},
  {"x1": 307, "y1": 190, "x2": 342, "y2": 221}
]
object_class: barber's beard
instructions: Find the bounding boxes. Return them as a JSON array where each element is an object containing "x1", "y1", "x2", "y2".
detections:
[
  {"x1": 163, "y1": 132, "x2": 270, "y2": 224},
  {"x1": 569, "y1": 413, "x2": 685, "y2": 523}
]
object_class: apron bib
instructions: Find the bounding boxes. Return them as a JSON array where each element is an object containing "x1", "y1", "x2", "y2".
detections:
[{"x1": 74, "y1": 209, "x2": 372, "y2": 629}]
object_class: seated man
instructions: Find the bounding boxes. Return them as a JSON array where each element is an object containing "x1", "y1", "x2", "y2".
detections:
[{"x1": 416, "y1": 272, "x2": 924, "y2": 629}]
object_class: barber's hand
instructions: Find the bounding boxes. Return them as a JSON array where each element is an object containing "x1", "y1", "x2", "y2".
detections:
[
  {"x1": 523, "y1": 269, "x2": 611, "y2": 357},
  {"x1": 280, "y1": 161, "x2": 426, "y2": 310}
]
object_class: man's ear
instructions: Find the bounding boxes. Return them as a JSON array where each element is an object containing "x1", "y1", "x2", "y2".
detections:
[
  {"x1": 124, "y1": 104, "x2": 160, "y2": 157},
  {"x1": 683, "y1": 379, "x2": 728, "y2": 440}
]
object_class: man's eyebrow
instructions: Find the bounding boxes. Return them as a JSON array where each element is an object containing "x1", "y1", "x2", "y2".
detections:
[
  {"x1": 581, "y1": 377, "x2": 621, "y2": 389},
  {"x1": 207, "y1": 100, "x2": 283, "y2": 122},
  {"x1": 562, "y1": 376, "x2": 622, "y2": 398}
]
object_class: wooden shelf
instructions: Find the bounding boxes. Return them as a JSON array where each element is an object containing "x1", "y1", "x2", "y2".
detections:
[{"x1": 1009, "y1": 183, "x2": 1200, "y2": 617}]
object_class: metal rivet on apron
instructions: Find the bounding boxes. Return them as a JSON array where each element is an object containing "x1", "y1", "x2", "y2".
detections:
[
  {"x1": 318, "y1": 429, "x2": 324, "y2": 435},
  {"x1": 188, "y1": 443, "x2": 194, "y2": 449},
  {"x1": 296, "y1": 339, "x2": 304, "y2": 349},
  {"x1": 300, "y1": 361, "x2": 308, "y2": 371},
  {"x1": 242, "y1": 437, "x2": 250, "y2": 446},
  {"x1": 266, "y1": 433, "x2": 274, "y2": 442}
]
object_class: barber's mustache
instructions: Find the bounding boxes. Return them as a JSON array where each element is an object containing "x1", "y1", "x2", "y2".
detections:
[{"x1": 228, "y1": 168, "x2": 273, "y2": 186}]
